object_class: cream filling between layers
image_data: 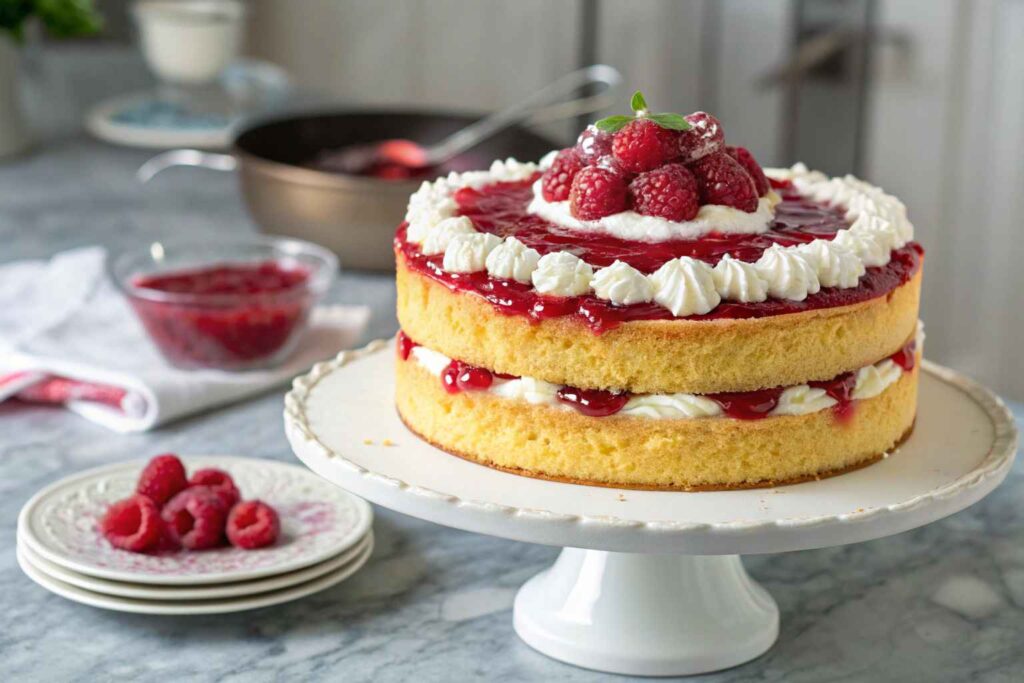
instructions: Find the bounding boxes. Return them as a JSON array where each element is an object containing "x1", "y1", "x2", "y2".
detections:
[{"x1": 407, "y1": 323, "x2": 923, "y2": 420}]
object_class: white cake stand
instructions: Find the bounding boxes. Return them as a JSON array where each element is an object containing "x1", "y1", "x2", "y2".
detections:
[{"x1": 284, "y1": 340, "x2": 1017, "y2": 676}]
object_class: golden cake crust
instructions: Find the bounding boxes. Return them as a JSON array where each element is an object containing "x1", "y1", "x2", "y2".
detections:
[
  {"x1": 396, "y1": 253, "x2": 922, "y2": 393},
  {"x1": 395, "y1": 353, "x2": 919, "y2": 490}
]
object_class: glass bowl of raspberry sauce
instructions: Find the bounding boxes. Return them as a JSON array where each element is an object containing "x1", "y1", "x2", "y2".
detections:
[{"x1": 111, "y1": 236, "x2": 337, "y2": 371}]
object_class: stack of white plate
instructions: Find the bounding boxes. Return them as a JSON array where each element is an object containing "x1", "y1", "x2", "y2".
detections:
[{"x1": 16, "y1": 456, "x2": 374, "y2": 615}]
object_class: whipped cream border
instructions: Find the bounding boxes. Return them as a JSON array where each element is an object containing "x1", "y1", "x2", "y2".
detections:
[
  {"x1": 407, "y1": 322, "x2": 923, "y2": 421},
  {"x1": 401, "y1": 158, "x2": 915, "y2": 317}
]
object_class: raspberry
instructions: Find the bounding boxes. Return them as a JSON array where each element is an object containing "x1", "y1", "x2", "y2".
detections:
[
  {"x1": 161, "y1": 487, "x2": 228, "y2": 550},
  {"x1": 629, "y1": 163, "x2": 700, "y2": 221},
  {"x1": 540, "y1": 149, "x2": 585, "y2": 202},
  {"x1": 726, "y1": 145, "x2": 769, "y2": 196},
  {"x1": 101, "y1": 495, "x2": 163, "y2": 553},
  {"x1": 569, "y1": 166, "x2": 629, "y2": 220},
  {"x1": 227, "y1": 501, "x2": 280, "y2": 550},
  {"x1": 592, "y1": 155, "x2": 628, "y2": 176},
  {"x1": 611, "y1": 119, "x2": 677, "y2": 173},
  {"x1": 135, "y1": 454, "x2": 187, "y2": 506},
  {"x1": 574, "y1": 125, "x2": 614, "y2": 164},
  {"x1": 151, "y1": 524, "x2": 181, "y2": 553},
  {"x1": 677, "y1": 112, "x2": 724, "y2": 162},
  {"x1": 689, "y1": 152, "x2": 759, "y2": 212},
  {"x1": 188, "y1": 468, "x2": 241, "y2": 509}
]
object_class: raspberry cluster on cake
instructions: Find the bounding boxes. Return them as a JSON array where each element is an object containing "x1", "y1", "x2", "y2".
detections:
[{"x1": 393, "y1": 92, "x2": 923, "y2": 490}]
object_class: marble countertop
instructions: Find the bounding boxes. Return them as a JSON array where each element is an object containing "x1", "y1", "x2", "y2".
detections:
[{"x1": 2, "y1": 136, "x2": 1023, "y2": 683}]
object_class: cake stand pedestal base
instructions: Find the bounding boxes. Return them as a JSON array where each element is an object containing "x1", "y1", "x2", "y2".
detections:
[{"x1": 514, "y1": 549, "x2": 777, "y2": 676}]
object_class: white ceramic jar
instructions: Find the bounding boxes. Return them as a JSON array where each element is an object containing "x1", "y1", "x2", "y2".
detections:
[{"x1": 132, "y1": 0, "x2": 246, "y2": 86}]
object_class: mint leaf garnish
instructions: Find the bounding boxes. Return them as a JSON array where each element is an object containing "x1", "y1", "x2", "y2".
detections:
[
  {"x1": 594, "y1": 92, "x2": 692, "y2": 133},
  {"x1": 630, "y1": 90, "x2": 648, "y2": 113},
  {"x1": 594, "y1": 115, "x2": 634, "y2": 133},
  {"x1": 648, "y1": 113, "x2": 690, "y2": 131}
]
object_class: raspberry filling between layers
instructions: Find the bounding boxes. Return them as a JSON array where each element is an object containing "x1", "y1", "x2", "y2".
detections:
[
  {"x1": 396, "y1": 177, "x2": 923, "y2": 333},
  {"x1": 398, "y1": 331, "x2": 918, "y2": 421}
]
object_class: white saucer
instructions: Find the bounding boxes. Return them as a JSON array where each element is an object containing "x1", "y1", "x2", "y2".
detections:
[
  {"x1": 17, "y1": 535, "x2": 374, "y2": 616},
  {"x1": 86, "y1": 92, "x2": 236, "y2": 150},
  {"x1": 17, "y1": 531, "x2": 372, "y2": 601},
  {"x1": 18, "y1": 456, "x2": 373, "y2": 585}
]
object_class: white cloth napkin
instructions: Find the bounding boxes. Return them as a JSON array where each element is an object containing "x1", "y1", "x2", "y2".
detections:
[{"x1": 0, "y1": 247, "x2": 369, "y2": 432}]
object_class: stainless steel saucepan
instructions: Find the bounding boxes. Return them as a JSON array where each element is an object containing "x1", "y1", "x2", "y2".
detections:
[{"x1": 138, "y1": 65, "x2": 621, "y2": 270}]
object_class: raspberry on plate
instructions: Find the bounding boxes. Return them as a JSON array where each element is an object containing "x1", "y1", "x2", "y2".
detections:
[
  {"x1": 689, "y1": 151, "x2": 759, "y2": 212},
  {"x1": 629, "y1": 163, "x2": 700, "y2": 221},
  {"x1": 574, "y1": 125, "x2": 614, "y2": 164},
  {"x1": 188, "y1": 468, "x2": 241, "y2": 509},
  {"x1": 135, "y1": 453, "x2": 188, "y2": 506},
  {"x1": 569, "y1": 166, "x2": 629, "y2": 220},
  {"x1": 101, "y1": 495, "x2": 164, "y2": 553},
  {"x1": 227, "y1": 501, "x2": 281, "y2": 550},
  {"x1": 541, "y1": 149, "x2": 585, "y2": 202},
  {"x1": 726, "y1": 145, "x2": 770, "y2": 196},
  {"x1": 612, "y1": 119, "x2": 677, "y2": 173},
  {"x1": 677, "y1": 112, "x2": 724, "y2": 162},
  {"x1": 161, "y1": 487, "x2": 229, "y2": 550}
]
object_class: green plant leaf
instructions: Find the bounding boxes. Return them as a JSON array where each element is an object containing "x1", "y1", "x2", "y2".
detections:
[
  {"x1": 630, "y1": 90, "x2": 648, "y2": 113},
  {"x1": 594, "y1": 115, "x2": 633, "y2": 133},
  {"x1": 34, "y1": 0, "x2": 102, "y2": 39},
  {"x1": 648, "y1": 113, "x2": 691, "y2": 131},
  {"x1": 0, "y1": 0, "x2": 33, "y2": 40}
]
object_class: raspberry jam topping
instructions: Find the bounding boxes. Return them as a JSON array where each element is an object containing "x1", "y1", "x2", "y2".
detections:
[
  {"x1": 706, "y1": 387, "x2": 786, "y2": 420},
  {"x1": 441, "y1": 361, "x2": 495, "y2": 394},
  {"x1": 396, "y1": 178, "x2": 923, "y2": 333},
  {"x1": 555, "y1": 387, "x2": 630, "y2": 417},
  {"x1": 128, "y1": 261, "x2": 313, "y2": 370}
]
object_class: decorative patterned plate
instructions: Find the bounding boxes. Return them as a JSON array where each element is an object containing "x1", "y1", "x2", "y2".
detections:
[
  {"x1": 17, "y1": 456, "x2": 373, "y2": 585},
  {"x1": 17, "y1": 531, "x2": 372, "y2": 601},
  {"x1": 16, "y1": 536, "x2": 373, "y2": 616}
]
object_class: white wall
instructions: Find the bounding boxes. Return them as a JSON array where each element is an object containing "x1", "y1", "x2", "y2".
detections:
[{"x1": 864, "y1": 0, "x2": 1024, "y2": 399}]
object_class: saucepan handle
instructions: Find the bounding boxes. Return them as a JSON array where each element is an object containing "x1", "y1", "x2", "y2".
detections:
[
  {"x1": 427, "y1": 64, "x2": 622, "y2": 163},
  {"x1": 136, "y1": 149, "x2": 238, "y2": 184},
  {"x1": 524, "y1": 64, "x2": 624, "y2": 125}
]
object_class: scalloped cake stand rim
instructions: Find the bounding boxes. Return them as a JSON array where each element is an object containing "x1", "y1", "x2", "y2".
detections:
[{"x1": 284, "y1": 339, "x2": 1017, "y2": 556}]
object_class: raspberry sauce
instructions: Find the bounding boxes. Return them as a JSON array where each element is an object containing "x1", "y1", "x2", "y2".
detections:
[
  {"x1": 890, "y1": 339, "x2": 917, "y2": 371},
  {"x1": 128, "y1": 261, "x2": 313, "y2": 370},
  {"x1": 555, "y1": 387, "x2": 630, "y2": 417},
  {"x1": 810, "y1": 371, "x2": 859, "y2": 422},
  {"x1": 396, "y1": 177, "x2": 923, "y2": 333},
  {"x1": 441, "y1": 361, "x2": 494, "y2": 394},
  {"x1": 397, "y1": 330, "x2": 418, "y2": 360},
  {"x1": 400, "y1": 332, "x2": 912, "y2": 421},
  {"x1": 706, "y1": 388, "x2": 785, "y2": 420}
]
